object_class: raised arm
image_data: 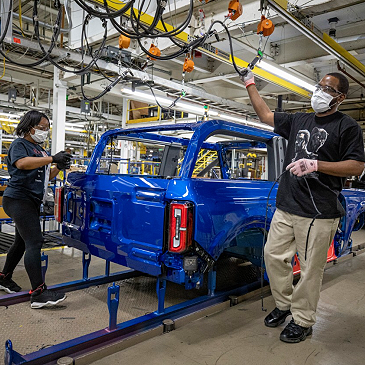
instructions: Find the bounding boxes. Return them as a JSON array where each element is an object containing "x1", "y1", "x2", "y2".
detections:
[{"x1": 241, "y1": 70, "x2": 274, "y2": 127}]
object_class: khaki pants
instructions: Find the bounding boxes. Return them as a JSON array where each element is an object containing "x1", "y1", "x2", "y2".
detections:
[{"x1": 264, "y1": 208, "x2": 339, "y2": 327}]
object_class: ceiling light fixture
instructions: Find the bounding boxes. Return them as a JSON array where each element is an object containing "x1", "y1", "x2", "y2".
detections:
[
  {"x1": 258, "y1": 60, "x2": 315, "y2": 92},
  {"x1": 121, "y1": 88, "x2": 219, "y2": 116},
  {"x1": 219, "y1": 114, "x2": 274, "y2": 131},
  {"x1": 122, "y1": 88, "x2": 171, "y2": 107},
  {"x1": 0, "y1": 112, "x2": 21, "y2": 119},
  {"x1": 121, "y1": 88, "x2": 273, "y2": 131}
]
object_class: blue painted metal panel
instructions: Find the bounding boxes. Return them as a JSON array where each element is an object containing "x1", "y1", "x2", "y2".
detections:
[
  {"x1": 63, "y1": 173, "x2": 174, "y2": 276},
  {"x1": 336, "y1": 189, "x2": 365, "y2": 255},
  {"x1": 164, "y1": 178, "x2": 277, "y2": 260}
]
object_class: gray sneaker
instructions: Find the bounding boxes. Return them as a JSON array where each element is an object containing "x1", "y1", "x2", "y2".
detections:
[
  {"x1": 30, "y1": 285, "x2": 66, "y2": 309},
  {"x1": 0, "y1": 273, "x2": 22, "y2": 294}
]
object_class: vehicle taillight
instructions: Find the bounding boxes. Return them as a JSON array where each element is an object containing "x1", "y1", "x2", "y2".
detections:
[
  {"x1": 54, "y1": 186, "x2": 64, "y2": 223},
  {"x1": 168, "y1": 202, "x2": 193, "y2": 253}
]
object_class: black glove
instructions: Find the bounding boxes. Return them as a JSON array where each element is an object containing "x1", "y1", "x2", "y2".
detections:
[
  {"x1": 52, "y1": 151, "x2": 72, "y2": 165},
  {"x1": 57, "y1": 160, "x2": 71, "y2": 170}
]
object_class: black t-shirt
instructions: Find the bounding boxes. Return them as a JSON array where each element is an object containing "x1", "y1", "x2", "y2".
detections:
[
  {"x1": 274, "y1": 111, "x2": 365, "y2": 219},
  {"x1": 4, "y1": 138, "x2": 49, "y2": 204}
]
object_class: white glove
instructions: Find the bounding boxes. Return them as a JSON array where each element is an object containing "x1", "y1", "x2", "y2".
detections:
[
  {"x1": 286, "y1": 158, "x2": 318, "y2": 177},
  {"x1": 240, "y1": 69, "x2": 255, "y2": 88}
]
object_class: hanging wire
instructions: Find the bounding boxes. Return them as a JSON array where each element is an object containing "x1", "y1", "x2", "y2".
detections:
[{"x1": 0, "y1": 0, "x2": 273, "y2": 102}]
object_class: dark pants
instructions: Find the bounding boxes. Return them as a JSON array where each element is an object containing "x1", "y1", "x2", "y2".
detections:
[{"x1": 2, "y1": 196, "x2": 43, "y2": 290}]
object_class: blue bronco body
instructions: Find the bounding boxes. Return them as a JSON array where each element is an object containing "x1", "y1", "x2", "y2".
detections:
[{"x1": 59, "y1": 120, "x2": 365, "y2": 289}]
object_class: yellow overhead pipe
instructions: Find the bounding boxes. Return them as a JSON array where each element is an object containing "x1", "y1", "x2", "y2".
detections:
[
  {"x1": 92, "y1": 0, "x2": 312, "y2": 98},
  {"x1": 268, "y1": 0, "x2": 365, "y2": 78},
  {"x1": 323, "y1": 33, "x2": 365, "y2": 75}
]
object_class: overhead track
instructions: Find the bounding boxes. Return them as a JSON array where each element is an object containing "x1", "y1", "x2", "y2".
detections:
[
  {"x1": 91, "y1": 0, "x2": 312, "y2": 98},
  {"x1": 266, "y1": 0, "x2": 365, "y2": 78}
]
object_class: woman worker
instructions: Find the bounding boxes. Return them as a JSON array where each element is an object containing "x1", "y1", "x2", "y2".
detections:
[{"x1": 0, "y1": 110, "x2": 71, "y2": 308}]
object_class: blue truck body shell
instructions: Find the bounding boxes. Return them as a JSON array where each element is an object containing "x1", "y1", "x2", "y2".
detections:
[{"x1": 61, "y1": 120, "x2": 365, "y2": 288}]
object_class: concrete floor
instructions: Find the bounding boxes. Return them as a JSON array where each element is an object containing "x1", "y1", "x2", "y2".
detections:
[
  {"x1": 89, "y1": 250, "x2": 365, "y2": 365},
  {"x1": 1, "y1": 226, "x2": 365, "y2": 365}
]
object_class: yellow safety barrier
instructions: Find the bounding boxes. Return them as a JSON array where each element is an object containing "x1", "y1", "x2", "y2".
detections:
[{"x1": 129, "y1": 161, "x2": 161, "y2": 175}]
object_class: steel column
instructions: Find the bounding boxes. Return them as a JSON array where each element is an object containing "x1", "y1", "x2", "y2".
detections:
[
  {"x1": 51, "y1": 66, "x2": 67, "y2": 155},
  {"x1": 0, "y1": 0, "x2": 12, "y2": 43}
]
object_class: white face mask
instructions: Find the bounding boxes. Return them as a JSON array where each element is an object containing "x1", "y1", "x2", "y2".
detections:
[
  {"x1": 311, "y1": 89, "x2": 335, "y2": 113},
  {"x1": 31, "y1": 128, "x2": 48, "y2": 143}
]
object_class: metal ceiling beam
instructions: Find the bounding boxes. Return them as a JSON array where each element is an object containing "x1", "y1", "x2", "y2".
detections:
[
  {"x1": 224, "y1": 79, "x2": 249, "y2": 88},
  {"x1": 267, "y1": 0, "x2": 365, "y2": 78},
  {"x1": 189, "y1": 73, "x2": 238, "y2": 85},
  {"x1": 3, "y1": 36, "x2": 255, "y2": 114}
]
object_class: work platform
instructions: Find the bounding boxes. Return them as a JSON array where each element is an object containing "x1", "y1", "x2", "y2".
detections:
[{"x1": 1, "y1": 230, "x2": 364, "y2": 365}]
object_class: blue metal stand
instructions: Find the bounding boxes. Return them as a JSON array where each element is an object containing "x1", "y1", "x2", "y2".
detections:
[
  {"x1": 156, "y1": 276, "x2": 167, "y2": 314},
  {"x1": 208, "y1": 266, "x2": 217, "y2": 296},
  {"x1": 41, "y1": 253, "x2": 48, "y2": 283},
  {"x1": 82, "y1": 253, "x2": 91, "y2": 280},
  {"x1": 0, "y1": 269, "x2": 139, "y2": 307},
  {"x1": 107, "y1": 283, "x2": 120, "y2": 331},
  {"x1": 4, "y1": 339, "x2": 29, "y2": 365},
  {"x1": 4, "y1": 278, "x2": 264, "y2": 364},
  {"x1": 4, "y1": 340, "x2": 13, "y2": 365}
]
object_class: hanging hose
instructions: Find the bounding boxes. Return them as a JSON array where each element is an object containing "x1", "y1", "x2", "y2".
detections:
[
  {"x1": 18, "y1": 0, "x2": 26, "y2": 37},
  {"x1": 0, "y1": 57, "x2": 6, "y2": 80}
]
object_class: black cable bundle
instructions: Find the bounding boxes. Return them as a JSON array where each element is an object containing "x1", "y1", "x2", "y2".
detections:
[
  {"x1": 0, "y1": 0, "x2": 258, "y2": 102},
  {"x1": 0, "y1": 0, "x2": 63, "y2": 67}
]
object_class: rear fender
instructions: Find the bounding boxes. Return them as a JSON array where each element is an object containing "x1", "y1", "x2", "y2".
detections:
[
  {"x1": 213, "y1": 217, "x2": 272, "y2": 265},
  {"x1": 335, "y1": 192, "x2": 365, "y2": 256}
]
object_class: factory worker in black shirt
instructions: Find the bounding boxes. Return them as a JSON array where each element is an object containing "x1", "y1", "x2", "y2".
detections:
[
  {"x1": 0, "y1": 110, "x2": 71, "y2": 309},
  {"x1": 240, "y1": 71, "x2": 365, "y2": 342}
]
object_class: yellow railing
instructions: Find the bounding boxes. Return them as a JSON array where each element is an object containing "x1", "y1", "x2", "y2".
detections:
[
  {"x1": 193, "y1": 150, "x2": 218, "y2": 175},
  {"x1": 0, "y1": 153, "x2": 7, "y2": 170},
  {"x1": 128, "y1": 161, "x2": 161, "y2": 175},
  {"x1": 127, "y1": 104, "x2": 161, "y2": 124}
]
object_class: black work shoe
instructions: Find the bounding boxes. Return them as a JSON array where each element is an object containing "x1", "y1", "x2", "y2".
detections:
[
  {"x1": 264, "y1": 307, "x2": 291, "y2": 327},
  {"x1": 0, "y1": 273, "x2": 21, "y2": 294},
  {"x1": 30, "y1": 283, "x2": 66, "y2": 309},
  {"x1": 280, "y1": 319, "x2": 313, "y2": 343}
]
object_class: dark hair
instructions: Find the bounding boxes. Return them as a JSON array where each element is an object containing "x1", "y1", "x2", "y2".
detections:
[
  {"x1": 15, "y1": 110, "x2": 49, "y2": 137},
  {"x1": 327, "y1": 72, "x2": 349, "y2": 95}
]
